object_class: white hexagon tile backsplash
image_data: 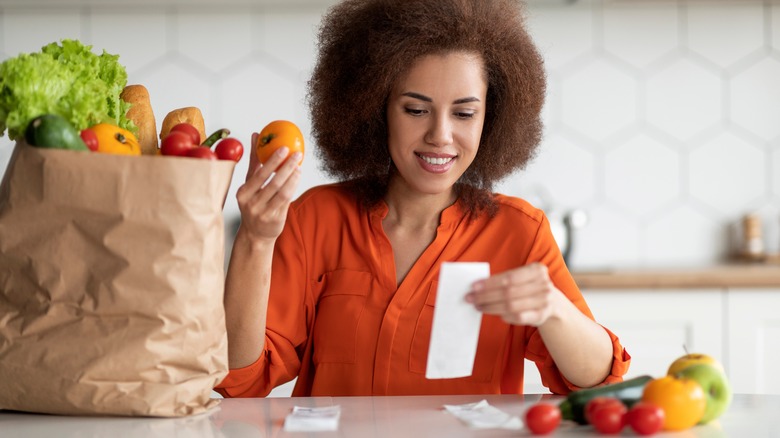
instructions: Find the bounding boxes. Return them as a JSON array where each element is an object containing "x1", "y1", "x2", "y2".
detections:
[{"x1": 1, "y1": 1, "x2": 779, "y2": 269}]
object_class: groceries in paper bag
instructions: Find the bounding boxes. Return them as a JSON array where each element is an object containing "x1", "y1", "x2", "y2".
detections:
[
  {"x1": 0, "y1": 39, "x2": 244, "y2": 160},
  {"x1": 0, "y1": 39, "x2": 238, "y2": 416}
]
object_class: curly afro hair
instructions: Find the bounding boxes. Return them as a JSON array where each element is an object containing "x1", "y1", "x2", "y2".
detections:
[{"x1": 308, "y1": 0, "x2": 546, "y2": 216}]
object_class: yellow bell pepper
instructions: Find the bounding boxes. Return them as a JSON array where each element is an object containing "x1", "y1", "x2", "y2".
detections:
[{"x1": 88, "y1": 123, "x2": 141, "y2": 155}]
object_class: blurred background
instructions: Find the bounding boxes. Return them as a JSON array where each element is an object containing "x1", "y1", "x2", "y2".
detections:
[{"x1": 1, "y1": 0, "x2": 779, "y2": 270}]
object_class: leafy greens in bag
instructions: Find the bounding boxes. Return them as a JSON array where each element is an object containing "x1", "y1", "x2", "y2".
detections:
[{"x1": 0, "y1": 39, "x2": 134, "y2": 141}]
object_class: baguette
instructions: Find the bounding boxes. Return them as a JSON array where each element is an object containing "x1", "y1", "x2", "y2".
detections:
[
  {"x1": 160, "y1": 107, "x2": 206, "y2": 144},
  {"x1": 120, "y1": 84, "x2": 158, "y2": 155}
]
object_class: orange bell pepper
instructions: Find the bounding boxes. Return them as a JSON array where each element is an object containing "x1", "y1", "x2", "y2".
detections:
[{"x1": 641, "y1": 375, "x2": 706, "y2": 431}]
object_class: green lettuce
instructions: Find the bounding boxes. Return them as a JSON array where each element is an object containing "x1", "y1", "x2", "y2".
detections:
[{"x1": 0, "y1": 39, "x2": 133, "y2": 141}]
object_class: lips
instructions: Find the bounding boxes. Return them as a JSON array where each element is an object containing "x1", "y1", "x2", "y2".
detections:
[{"x1": 415, "y1": 152, "x2": 456, "y2": 173}]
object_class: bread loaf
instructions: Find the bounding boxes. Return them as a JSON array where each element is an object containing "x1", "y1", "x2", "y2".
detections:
[
  {"x1": 120, "y1": 84, "x2": 158, "y2": 155},
  {"x1": 160, "y1": 107, "x2": 206, "y2": 144}
]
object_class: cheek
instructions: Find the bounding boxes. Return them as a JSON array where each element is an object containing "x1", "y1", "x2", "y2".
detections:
[{"x1": 462, "y1": 126, "x2": 484, "y2": 155}]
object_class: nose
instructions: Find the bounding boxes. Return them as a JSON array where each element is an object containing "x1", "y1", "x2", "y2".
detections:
[{"x1": 424, "y1": 113, "x2": 453, "y2": 147}]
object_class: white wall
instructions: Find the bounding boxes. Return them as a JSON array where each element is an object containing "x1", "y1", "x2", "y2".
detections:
[{"x1": 1, "y1": 0, "x2": 779, "y2": 270}]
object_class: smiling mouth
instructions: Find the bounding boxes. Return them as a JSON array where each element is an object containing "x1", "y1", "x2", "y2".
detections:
[{"x1": 416, "y1": 153, "x2": 455, "y2": 165}]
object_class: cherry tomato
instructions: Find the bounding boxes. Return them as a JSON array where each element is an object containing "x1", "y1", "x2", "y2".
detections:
[
  {"x1": 641, "y1": 376, "x2": 706, "y2": 431},
  {"x1": 524, "y1": 403, "x2": 561, "y2": 435},
  {"x1": 170, "y1": 123, "x2": 202, "y2": 145},
  {"x1": 589, "y1": 402, "x2": 626, "y2": 435},
  {"x1": 214, "y1": 137, "x2": 244, "y2": 162},
  {"x1": 627, "y1": 402, "x2": 665, "y2": 436},
  {"x1": 185, "y1": 146, "x2": 217, "y2": 160},
  {"x1": 161, "y1": 131, "x2": 196, "y2": 156},
  {"x1": 585, "y1": 397, "x2": 625, "y2": 425},
  {"x1": 256, "y1": 120, "x2": 304, "y2": 167},
  {"x1": 80, "y1": 129, "x2": 98, "y2": 151}
]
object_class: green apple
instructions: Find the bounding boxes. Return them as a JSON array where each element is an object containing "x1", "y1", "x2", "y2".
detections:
[
  {"x1": 676, "y1": 363, "x2": 732, "y2": 424},
  {"x1": 667, "y1": 353, "x2": 724, "y2": 376}
]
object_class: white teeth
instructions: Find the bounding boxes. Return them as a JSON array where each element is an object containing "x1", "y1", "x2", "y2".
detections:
[{"x1": 419, "y1": 155, "x2": 453, "y2": 165}]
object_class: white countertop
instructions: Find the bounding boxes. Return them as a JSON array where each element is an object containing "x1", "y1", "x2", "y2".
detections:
[{"x1": 1, "y1": 393, "x2": 778, "y2": 437}]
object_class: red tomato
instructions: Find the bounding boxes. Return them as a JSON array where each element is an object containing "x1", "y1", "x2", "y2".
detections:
[
  {"x1": 627, "y1": 402, "x2": 665, "y2": 436},
  {"x1": 161, "y1": 131, "x2": 196, "y2": 156},
  {"x1": 214, "y1": 137, "x2": 244, "y2": 162},
  {"x1": 170, "y1": 123, "x2": 202, "y2": 145},
  {"x1": 524, "y1": 403, "x2": 561, "y2": 435},
  {"x1": 80, "y1": 129, "x2": 99, "y2": 151},
  {"x1": 185, "y1": 146, "x2": 217, "y2": 160},
  {"x1": 587, "y1": 397, "x2": 626, "y2": 435},
  {"x1": 584, "y1": 397, "x2": 625, "y2": 425}
]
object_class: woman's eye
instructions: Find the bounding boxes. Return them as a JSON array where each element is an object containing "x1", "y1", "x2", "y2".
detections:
[
  {"x1": 404, "y1": 108, "x2": 426, "y2": 116},
  {"x1": 455, "y1": 112, "x2": 475, "y2": 119}
]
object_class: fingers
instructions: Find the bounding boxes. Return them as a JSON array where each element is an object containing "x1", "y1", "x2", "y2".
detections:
[
  {"x1": 468, "y1": 263, "x2": 550, "y2": 305},
  {"x1": 236, "y1": 146, "x2": 302, "y2": 229},
  {"x1": 253, "y1": 156, "x2": 301, "y2": 213},
  {"x1": 476, "y1": 263, "x2": 549, "y2": 292},
  {"x1": 465, "y1": 263, "x2": 556, "y2": 325},
  {"x1": 238, "y1": 146, "x2": 295, "y2": 200}
]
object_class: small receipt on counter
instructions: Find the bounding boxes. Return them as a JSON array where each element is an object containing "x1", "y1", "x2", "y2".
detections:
[
  {"x1": 444, "y1": 400, "x2": 522, "y2": 430},
  {"x1": 283, "y1": 405, "x2": 341, "y2": 432},
  {"x1": 426, "y1": 262, "x2": 490, "y2": 379}
]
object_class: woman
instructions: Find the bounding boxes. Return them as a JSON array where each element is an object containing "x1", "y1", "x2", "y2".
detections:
[{"x1": 215, "y1": 0, "x2": 630, "y2": 397}]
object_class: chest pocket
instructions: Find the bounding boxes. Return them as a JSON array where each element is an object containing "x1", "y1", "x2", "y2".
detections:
[
  {"x1": 408, "y1": 281, "x2": 508, "y2": 383},
  {"x1": 311, "y1": 270, "x2": 372, "y2": 364}
]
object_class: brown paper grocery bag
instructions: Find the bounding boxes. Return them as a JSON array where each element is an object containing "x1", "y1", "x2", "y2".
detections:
[{"x1": 0, "y1": 143, "x2": 234, "y2": 417}]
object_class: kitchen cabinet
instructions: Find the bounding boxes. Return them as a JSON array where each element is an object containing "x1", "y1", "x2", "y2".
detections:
[
  {"x1": 584, "y1": 289, "x2": 725, "y2": 378},
  {"x1": 522, "y1": 267, "x2": 780, "y2": 395},
  {"x1": 524, "y1": 289, "x2": 726, "y2": 393},
  {"x1": 727, "y1": 288, "x2": 780, "y2": 394}
]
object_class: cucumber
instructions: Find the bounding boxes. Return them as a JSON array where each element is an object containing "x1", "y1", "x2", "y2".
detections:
[
  {"x1": 559, "y1": 374, "x2": 653, "y2": 424},
  {"x1": 24, "y1": 114, "x2": 88, "y2": 151}
]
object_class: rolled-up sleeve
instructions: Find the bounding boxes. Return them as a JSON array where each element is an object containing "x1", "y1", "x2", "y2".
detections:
[{"x1": 214, "y1": 206, "x2": 310, "y2": 398}]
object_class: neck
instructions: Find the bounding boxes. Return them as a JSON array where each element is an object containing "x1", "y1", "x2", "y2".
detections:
[{"x1": 383, "y1": 178, "x2": 457, "y2": 230}]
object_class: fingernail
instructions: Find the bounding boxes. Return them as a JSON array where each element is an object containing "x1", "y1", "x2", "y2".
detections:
[
  {"x1": 464, "y1": 293, "x2": 474, "y2": 303},
  {"x1": 277, "y1": 146, "x2": 290, "y2": 157},
  {"x1": 471, "y1": 281, "x2": 484, "y2": 291}
]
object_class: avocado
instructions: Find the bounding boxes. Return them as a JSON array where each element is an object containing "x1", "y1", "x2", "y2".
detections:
[{"x1": 24, "y1": 114, "x2": 89, "y2": 151}]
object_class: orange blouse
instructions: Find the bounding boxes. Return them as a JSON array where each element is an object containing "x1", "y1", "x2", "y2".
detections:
[{"x1": 215, "y1": 183, "x2": 630, "y2": 397}]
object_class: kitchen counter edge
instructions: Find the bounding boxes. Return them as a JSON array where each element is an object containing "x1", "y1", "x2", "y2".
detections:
[{"x1": 572, "y1": 263, "x2": 780, "y2": 289}]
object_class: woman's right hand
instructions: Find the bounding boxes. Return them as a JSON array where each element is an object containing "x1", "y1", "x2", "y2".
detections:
[{"x1": 234, "y1": 132, "x2": 302, "y2": 244}]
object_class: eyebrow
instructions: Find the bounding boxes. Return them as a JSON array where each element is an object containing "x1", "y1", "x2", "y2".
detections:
[{"x1": 402, "y1": 92, "x2": 481, "y2": 105}]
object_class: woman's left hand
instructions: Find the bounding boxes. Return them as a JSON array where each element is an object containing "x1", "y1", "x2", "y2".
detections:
[{"x1": 465, "y1": 262, "x2": 563, "y2": 326}]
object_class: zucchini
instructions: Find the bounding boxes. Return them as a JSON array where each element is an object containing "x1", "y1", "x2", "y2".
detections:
[
  {"x1": 559, "y1": 374, "x2": 653, "y2": 424},
  {"x1": 24, "y1": 114, "x2": 88, "y2": 151}
]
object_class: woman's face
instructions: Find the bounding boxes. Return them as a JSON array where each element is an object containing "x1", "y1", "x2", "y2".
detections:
[{"x1": 386, "y1": 52, "x2": 487, "y2": 198}]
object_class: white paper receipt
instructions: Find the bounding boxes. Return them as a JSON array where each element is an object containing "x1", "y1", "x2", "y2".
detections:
[
  {"x1": 426, "y1": 261, "x2": 490, "y2": 379},
  {"x1": 444, "y1": 400, "x2": 522, "y2": 430},
  {"x1": 283, "y1": 405, "x2": 341, "y2": 432}
]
